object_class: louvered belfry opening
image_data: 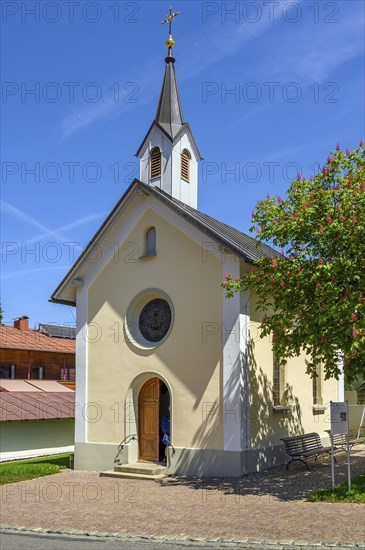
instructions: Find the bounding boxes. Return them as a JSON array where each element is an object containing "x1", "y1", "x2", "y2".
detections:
[
  {"x1": 150, "y1": 147, "x2": 162, "y2": 179},
  {"x1": 181, "y1": 149, "x2": 191, "y2": 182}
]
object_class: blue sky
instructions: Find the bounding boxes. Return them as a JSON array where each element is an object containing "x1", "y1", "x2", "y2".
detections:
[{"x1": 1, "y1": 0, "x2": 364, "y2": 328}]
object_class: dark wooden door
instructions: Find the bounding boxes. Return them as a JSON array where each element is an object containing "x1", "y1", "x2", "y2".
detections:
[{"x1": 139, "y1": 378, "x2": 160, "y2": 462}]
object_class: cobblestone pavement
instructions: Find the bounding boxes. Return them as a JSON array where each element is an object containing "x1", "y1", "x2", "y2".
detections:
[{"x1": 1, "y1": 448, "x2": 364, "y2": 549}]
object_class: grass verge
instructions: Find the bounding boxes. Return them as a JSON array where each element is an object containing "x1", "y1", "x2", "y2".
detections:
[
  {"x1": 309, "y1": 475, "x2": 365, "y2": 503},
  {"x1": 0, "y1": 454, "x2": 71, "y2": 485}
]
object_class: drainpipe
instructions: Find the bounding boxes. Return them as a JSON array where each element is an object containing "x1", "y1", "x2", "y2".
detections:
[{"x1": 27, "y1": 350, "x2": 31, "y2": 380}]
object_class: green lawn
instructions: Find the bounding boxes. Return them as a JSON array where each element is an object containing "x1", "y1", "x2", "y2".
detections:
[
  {"x1": 309, "y1": 475, "x2": 365, "y2": 503},
  {"x1": 0, "y1": 454, "x2": 72, "y2": 485}
]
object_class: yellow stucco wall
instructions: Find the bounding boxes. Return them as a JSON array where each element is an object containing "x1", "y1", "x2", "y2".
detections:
[
  {"x1": 249, "y1": 295, "x2": 338, "y2": 448},
  {"x1": 87, "y1": 208, "x2": 224, "y2": 450}
]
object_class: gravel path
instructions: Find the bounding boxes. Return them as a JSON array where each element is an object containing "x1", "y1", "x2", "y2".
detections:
[{"x1": 1, "y1": 448, "x2": 364, "y2": 546}]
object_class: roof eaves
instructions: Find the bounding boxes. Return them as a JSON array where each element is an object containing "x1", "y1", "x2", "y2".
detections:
[
  {"x1": 174, "y1": 123, "x2": 203, "y2": 160},
  {"x1": 135, "y1": 120, "x2": 175, "y2": 157},
  {"x1": 135, "y1": 121, "x2": 203, "y2": 160},
  {"x1": 50, "y1": 179, "x2": 143, "y2": 304},
  {"x1": 144, "y1": 186, "x2": 256, "y2": 263}
]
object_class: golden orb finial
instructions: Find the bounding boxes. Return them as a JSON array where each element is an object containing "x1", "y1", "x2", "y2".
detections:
[
  {"x1": 161, "y1": 6, "x2": 180, "y2": 52},
  {"x1": 166, "y1": 34, "x2": 176, "y2": 49}
]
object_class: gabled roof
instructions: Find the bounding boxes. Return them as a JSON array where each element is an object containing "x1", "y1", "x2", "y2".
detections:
[
  {"x1": 50, "y1": 179, "x2": 277, "y2": 307},
  {"x1": 135, "y1": 120, "x2": 202, "y2": 160},
  {"x1": 0, "y1": 325, "x2": 75, "y2": 354},
  {"x1": 148, "y1": 186, "x2": 278, "y2": 262}
]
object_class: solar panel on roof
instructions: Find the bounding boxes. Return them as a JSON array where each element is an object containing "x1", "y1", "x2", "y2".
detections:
[{"x1": 39, "y1": 324, "x2": 76, "y2": 339}]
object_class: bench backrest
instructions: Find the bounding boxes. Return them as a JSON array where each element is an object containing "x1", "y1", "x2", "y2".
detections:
[
  {"x1": 281, "y1": 432, "x2": 322, "y2": 454},
  {"x1": 329, "y1": 432, "x2": 347, "y2": 446},
  {"x1": 328, "y1": 427, "x2": 364, "y2": 445}
]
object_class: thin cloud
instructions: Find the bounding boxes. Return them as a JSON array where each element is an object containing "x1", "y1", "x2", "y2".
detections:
[
  {"x1": 1, "y1": 265, "x2": 72, "y2": 280},
  {"x1": 1, "y1": 200, "x2": 105, "y2": 246},
  {"x1": 60, "y1": 0, "x2": 292, "y2": 140},
  {"x1": 265, "y1": 11, "x2": 363, "y2": 82},
  {"x1": 25, "y1": 212, "x2": 106, "y2": 244},
  {"x1": 1, "y1": 200, "x2": 65, "y2": 242}
]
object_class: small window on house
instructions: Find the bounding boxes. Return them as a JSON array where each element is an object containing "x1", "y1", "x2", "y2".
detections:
[
  {"x1": 145, "y1": 227, "x2": 156, "y2": 256},
  {"x1": 273, "y1": 354, "x2": 286, "y2": 406},
  {"x1": 312, "y1": 364, "x2": 323, "y2": 405},
  {"x1": 31, "y1": 366, "x2": 45, "y2": 380},
  {"x1": 357, "y1": 387, "x2": 365, "y2": 405},
  {"x1": 0, "y1": 365, "x2": 16, "y2": 379},
  {"x1": 150, "y1": 147, "x2": 162, "y2": 179},
  {"x1": 60, "y1": 367, "x2": 76, "y2": 381},
  {"x1": 181, "y1": 149, "x2": 191, "y2": 182}
]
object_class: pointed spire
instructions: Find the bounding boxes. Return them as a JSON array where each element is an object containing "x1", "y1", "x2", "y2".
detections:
[
  {"x1": 155, "y1": 59, "x2": 184, "y2": 139},
  {"x1": 156, "y1": 6, "x2": 184, "y2": 139},
  {"x1": 136, "y1": 5, "x2": 202, "y2": 161}
]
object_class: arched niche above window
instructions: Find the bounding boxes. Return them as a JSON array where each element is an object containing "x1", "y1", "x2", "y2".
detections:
[
  {"x1": 181, "y1": 149, "x2": 191, "y2": 182},
  {"x1": 150, "y1": 147, "x2": 162, "y2": 180},
  {"x1": 139, "y1": 226, "x2": 157, "y2": 261},
  {"x1": 146, "y1": 226, "x2": 156, "y2": 256}
]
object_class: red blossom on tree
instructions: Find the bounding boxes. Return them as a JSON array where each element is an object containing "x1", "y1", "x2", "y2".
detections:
[{"x1": 223, "y1": 144, "x2": 365, "y2": 382}]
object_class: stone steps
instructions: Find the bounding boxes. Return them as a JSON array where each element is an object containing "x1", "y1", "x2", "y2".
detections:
[
  {"x1": 100, "y1": 462, "x2": 168, "y2": 481},
  {"x1": 100, "y1": 470, "x2": 167, "y2": 481}
]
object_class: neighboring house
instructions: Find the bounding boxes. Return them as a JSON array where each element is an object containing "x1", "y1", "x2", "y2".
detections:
[
  {"x1": 51, "y1": 29, "x2": 340, "y2": 476},
  {"x1": 0, "y1": 316, "x2": 75, "y2": 384},
  {"x1": 0, "y1": 379, "x2": 75, "y2": 461}
]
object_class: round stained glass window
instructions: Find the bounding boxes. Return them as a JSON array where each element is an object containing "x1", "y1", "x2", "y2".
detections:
[{"x1": 138, "y1": 299, "x2": 172, "y2": 343}]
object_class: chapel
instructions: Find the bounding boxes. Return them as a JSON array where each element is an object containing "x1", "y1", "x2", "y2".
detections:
[{"x1": 52, "y1": 10, "x2": 339, "y2": 476}]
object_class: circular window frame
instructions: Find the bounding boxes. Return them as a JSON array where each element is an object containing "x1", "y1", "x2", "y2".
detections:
[{"x1": 125, "y1": 289, "x2": 174, "y2": 350}]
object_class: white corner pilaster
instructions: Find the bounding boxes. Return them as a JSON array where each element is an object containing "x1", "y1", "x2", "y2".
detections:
[
  {"x1": 222, "y1": 256, "x2": 243, "y2": 452},
  {"x1": 338, "y1": 354, "x2": 345, "y2": 401},
  {"x1": 75, "y1": 285, "x2": 88, "y2": 443}
]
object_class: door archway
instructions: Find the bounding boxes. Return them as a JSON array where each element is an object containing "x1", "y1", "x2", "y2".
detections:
[{"x1": 138, "y1": 377, "x2": 170, "y2": 462}]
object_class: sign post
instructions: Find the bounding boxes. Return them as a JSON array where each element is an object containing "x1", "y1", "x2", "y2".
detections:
[{"x1": 330, "y1": 401, "x2": 350, "y2": 491}]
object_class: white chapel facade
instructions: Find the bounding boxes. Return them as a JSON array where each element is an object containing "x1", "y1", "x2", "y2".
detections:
[{"x1": 52, "y1": 16, "x2": 339, "y2": 476}]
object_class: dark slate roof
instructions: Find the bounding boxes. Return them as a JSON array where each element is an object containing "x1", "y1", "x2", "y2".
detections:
[
  {"x1": 39, "y1": 324, "x2": 76, "y2": 340},
  {"x1": 144, "y1": 184, "x2": 278, "y2": 263},
  {"x1": 50, "y1": 179, "x2": 277, "y2": 306},
  {"x1": 135, "y1": 56, "x2": 202, "y2": 159},
  {"x1": 155, "y1": 59, "x2": 184, "y2": 140}
]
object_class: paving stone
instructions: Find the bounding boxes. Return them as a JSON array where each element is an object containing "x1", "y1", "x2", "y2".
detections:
[{"x1": 0, "y1": 451, "x2": 364, "y2": 547}]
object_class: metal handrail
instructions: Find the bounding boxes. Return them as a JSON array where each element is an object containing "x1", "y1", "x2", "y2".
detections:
[{"x1": 114, "y1": 434, "x2": 137, "y2": 466}]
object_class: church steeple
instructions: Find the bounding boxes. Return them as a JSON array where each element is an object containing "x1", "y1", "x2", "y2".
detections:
[
  {"x1": 155, "y1": 57, "x2": 184, "y2": 140},
  {"x1": 155, "y1": 7, "x2": 184, "y2": 139},
  {"x1": 136, "y1": 6, "x2": 202, "y2": 209}
]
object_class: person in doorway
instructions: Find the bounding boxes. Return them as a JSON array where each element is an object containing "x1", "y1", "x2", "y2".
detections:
[{"x1": 160, "y1": 406, "x2": 170, "y2": 464}]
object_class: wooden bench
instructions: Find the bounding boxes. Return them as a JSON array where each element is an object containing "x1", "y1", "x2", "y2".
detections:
[
  {"x1": 281, "y1": 432, "x2": 333, "y2": 470},
  {"x1": 325, "y1": 427, "x2": 365, "y2": 451}
]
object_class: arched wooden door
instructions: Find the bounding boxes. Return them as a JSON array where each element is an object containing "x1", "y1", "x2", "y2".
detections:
[{"x1": 138, "y1": 378, "x2": 160, "y2": 462}]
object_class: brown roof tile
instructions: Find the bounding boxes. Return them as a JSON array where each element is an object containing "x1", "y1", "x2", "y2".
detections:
[
  {"x1": 0, "y1": 326, "x2": 75, "y2": 354},
  {"x1": 0, "y1": 391, "x2": 75, "y2": 421}
]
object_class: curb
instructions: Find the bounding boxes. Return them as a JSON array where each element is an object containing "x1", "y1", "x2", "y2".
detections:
[{"x1": 1, "y1": 525, "x2": 364, "y2": 549}]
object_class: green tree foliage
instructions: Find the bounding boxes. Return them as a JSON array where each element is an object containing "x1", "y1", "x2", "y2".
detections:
[
  {"x1": 224, "y1": 143, "x2": 365, "y2": 383},
  {"x1": 0, "y1": 304, "x2": 3, "y2": 324}
]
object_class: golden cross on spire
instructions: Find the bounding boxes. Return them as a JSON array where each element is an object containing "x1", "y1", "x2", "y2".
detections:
[{"x1": 161, "y1": 5, "x2": 181, "y2": 38}]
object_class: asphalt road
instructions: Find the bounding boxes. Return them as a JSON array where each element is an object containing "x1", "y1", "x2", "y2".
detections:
[{"x1": 0, "y1": 531, "x2": 210, "y2": 550}]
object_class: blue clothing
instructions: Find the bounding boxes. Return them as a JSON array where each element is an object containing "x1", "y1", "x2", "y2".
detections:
[
  {"x1": 162, "y1": 433, "x2": 170, "y2": 446},
  {"x1": 161, "y1": 412, "x2": 170, "y2": 434}
]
